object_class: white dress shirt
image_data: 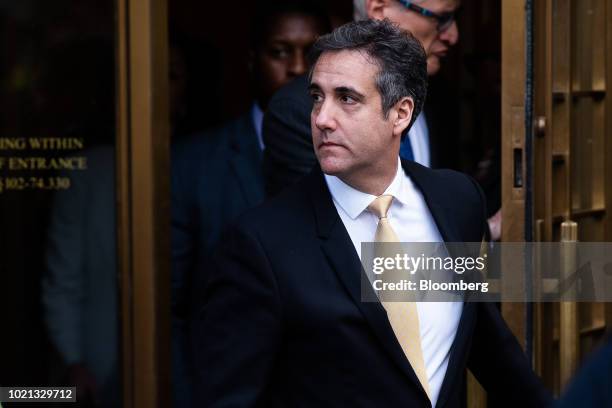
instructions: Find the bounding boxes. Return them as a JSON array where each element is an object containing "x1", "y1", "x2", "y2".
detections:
[
  {"x1": 251, "y1": 102, "x2": 265, "y2": 150},
  {"x1": 408, "y1": 113, "x2": 431, "y2": 167},
  {"x1": 324, "y1": 159, "x2": 462, "y2": 407}
]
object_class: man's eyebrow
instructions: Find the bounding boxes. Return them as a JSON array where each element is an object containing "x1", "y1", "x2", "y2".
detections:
[
  {"x1": 308, "y1": 83, "x2": 321, "y2": 92},
  {"x1": 335, "y1": 86, "x2": 365, "y2": 99}
]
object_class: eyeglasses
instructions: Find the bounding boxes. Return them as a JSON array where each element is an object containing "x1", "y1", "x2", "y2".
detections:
[{"x1": 397, "y1": 0, "x2": 456, "y2": 32}]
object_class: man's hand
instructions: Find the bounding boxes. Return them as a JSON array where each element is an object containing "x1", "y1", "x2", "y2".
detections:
[{"x1": 487, "y1": 209, "x2": 502, "y2": 241}]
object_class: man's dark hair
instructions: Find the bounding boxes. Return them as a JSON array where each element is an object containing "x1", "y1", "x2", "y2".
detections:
[
  {"x1": 250, "y1": 0, "x2": 331, "y2": 51},
  {"x1": 308, "y1": 19, "x2": 427, "y2": 130}
]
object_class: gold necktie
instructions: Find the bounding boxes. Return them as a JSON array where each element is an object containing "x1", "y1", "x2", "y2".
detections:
[{"x1": 367, "y1": 195, "x2": 431, "y2": 399}]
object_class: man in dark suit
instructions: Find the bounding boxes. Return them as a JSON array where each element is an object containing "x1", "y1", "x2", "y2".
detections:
[
  {"x1": 172, "y1": 1, "x2": 330, "y2": 289},
  {"x1": 194, "y1": 20, "x2": 551, "y2": 407},
  {"x1": 171, "y1": 3, "x2": 330, "y2": 406}
]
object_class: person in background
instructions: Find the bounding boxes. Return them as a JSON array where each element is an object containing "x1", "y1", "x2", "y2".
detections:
[
  {"x1": 41, "y1": 38, "x2": 119, "y2": 408},
  {"x1": 558, "y1": 336, "x2": 612, "y2": 408},
  {"x1": 169, "y1": 33, "x2": 224, "y2": 137},
  {"x1": 170, "y1": 2, "x2": 330, "y2": 407},
  {"x1": 391, "y1": 0, "x2": 461, "y2": 168}
]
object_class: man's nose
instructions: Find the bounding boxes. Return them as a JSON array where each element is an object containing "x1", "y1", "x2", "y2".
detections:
[
  {"x1": 440, "y1": 20, "x2": 459, "y2": 45},
  {"x1": 287, "y1": 52, "x2": 307, "y2": 77},
  {"x1": 314, "y1": 101, "x2": 337, "y2": 132}
]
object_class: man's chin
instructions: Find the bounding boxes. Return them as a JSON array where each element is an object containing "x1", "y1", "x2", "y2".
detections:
[
  {"x1": 320, "y1": 166, "x2": 342, "y2": 176},
  {"x1": 319, "y1": 159, "x2": 346, "y2": 176},
  {"x1": 426, "y1": 56, "x2": 441, "y2": 76}
]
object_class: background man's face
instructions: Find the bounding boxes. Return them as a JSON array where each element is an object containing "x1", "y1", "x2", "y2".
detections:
[
  {"x1": 309, "y1": 50, "x2": 400, "y2": 181},
  {"x1": 254, "y1": 13, "x2": 323, "y2": 109},
  {"x1": 371, "y1": 0, "x2": 459, "y2": 75},
  {"x1": 426, "y1": 7, "x2": 459, "y2": 75}
]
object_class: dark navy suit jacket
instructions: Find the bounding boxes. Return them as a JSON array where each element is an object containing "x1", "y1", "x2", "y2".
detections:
[
  {"x1": 193, "y1": 161, "x2": 553, "y2": 407},
  {"x1": 171, "y1": 112, "x2": 264, "y2": 407}
]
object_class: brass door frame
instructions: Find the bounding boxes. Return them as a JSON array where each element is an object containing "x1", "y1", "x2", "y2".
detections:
[
  {"x1": 606, "y1": 0, "x2": 612, "y2": 330},
  {"x1": 116, "y1": 0, "x2": 171, "y2": 406},
  {"x1": 501, "y1": 0, "x2": 528, "y2": 346}
]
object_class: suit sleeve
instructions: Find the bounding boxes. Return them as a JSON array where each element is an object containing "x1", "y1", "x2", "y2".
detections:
[
  {"x1": 468, "y1": 302, "x2": 553, "y2": 407},
  {"x1": 465, "y1": 176, "x2": 554, "y2": 407},
  {"x1": 192, "y1": 222, "x2": 282, "y2": 407},
  {"x1": 464, "y1": 173, "x2": 490, "y2": 241}
]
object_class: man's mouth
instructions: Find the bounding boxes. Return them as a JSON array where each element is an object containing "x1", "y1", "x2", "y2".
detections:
[
  {"x1": 432, "y1": 49, "x2": 448, "y2": 57},
  {"x1": 319, "y1": 141, "x2": 343, "y2": 148}
]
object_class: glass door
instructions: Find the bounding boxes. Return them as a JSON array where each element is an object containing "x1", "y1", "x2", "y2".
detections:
[
  {"x1": 1, "y1": 1, "x2": 123, "y2": 406},
  {"x1": 1, "y1": 0, "x2": 171, "y2": 406}
]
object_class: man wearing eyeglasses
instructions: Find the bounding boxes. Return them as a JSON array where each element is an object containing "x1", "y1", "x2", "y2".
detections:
[
  {"x1": 357, "y1": 0, "x2": 458, "y2": 78},
  {"x1": 397, "y1": 0, "x2": 458, "y2": 75},
  {"x1": 359, "y1": 0, "x2": 460, "y2": 170},
  {"x1": 263, "y1": 0, "x2": 461, "y2": 196}
]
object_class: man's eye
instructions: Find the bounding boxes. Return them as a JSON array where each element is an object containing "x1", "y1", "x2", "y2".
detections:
[
  {"x1": 269, "y1": 47, "x2": 289, "y2": 59},
  {"x1": 310, "y1": 93, "x2": 323, "y2": 103},
  {"x1": 340, "y1": 95, "x2": 356, "y2": 104}
]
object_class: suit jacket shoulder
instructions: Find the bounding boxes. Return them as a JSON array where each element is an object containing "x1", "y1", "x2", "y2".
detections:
[
  {"x1": 172, "y1": 113, "x2": 257, "y2": 173},
  {"x1": 262, "y1": 75, "x2": 317, "y2": 195},
  {"x1": 231, "y1": 161, "x2": 487, "y2": 246},
  {"x1": 171, "y1": 112, "x2": 263, "y2": 207},
  {"x1": 403, "y1": 160, "x2": 488, "y2": 242}
]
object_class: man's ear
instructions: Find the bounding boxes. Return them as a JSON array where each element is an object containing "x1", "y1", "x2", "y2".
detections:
[
  {"x1": 365, "y1": 0, "x2": 388, "y2": 20},
  {"x1": 393, "y1": 97, "x2": 414, "y2": 137}
]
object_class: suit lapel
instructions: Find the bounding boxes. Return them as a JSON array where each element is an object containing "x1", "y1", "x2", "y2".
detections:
[
  {"x1": 435, "y1": 302, "x2": 476, "y2": 408},
  {"x1": 306, "y1": 169, "x2": 429, "y2": 399},
  {"x1": 401, "y1": 160, "x2": 462, "y2": 243},
  {"x1": 229, "y1": 114, "x2": 264, "y2": 207}
]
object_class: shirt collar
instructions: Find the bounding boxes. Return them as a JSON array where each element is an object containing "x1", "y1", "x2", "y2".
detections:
[
  {"x1": 324, "y1": 158, "x2": 407, "y2": 220},
  {"x1": 251, "y1": 102, "x2": 264, "y2": 150}
]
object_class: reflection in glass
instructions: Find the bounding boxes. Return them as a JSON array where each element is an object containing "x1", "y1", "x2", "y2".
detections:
[{"x1": 0, "y1": 1, "x2": 120, "y2": 407}]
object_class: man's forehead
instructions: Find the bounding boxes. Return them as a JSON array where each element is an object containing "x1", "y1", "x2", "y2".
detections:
[
  {"x1": 312, "y1": 50, "x2": 378, "y2": 76},
  {"x1": 310, "y1": 50, "x2": 379, "y2": 91},
  {"x1": 419, "y1": 0, "x2": 460, "y2": 12}
]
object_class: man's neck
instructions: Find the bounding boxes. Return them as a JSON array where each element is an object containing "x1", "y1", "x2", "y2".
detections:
[{"x1": 338, "y1": 162, "x2": 398, "y2": 196}]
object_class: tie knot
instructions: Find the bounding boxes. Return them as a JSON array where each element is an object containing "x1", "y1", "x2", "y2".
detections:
[{"x1": 367, "y1": 195, "x2": 394, "y2": 219}]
